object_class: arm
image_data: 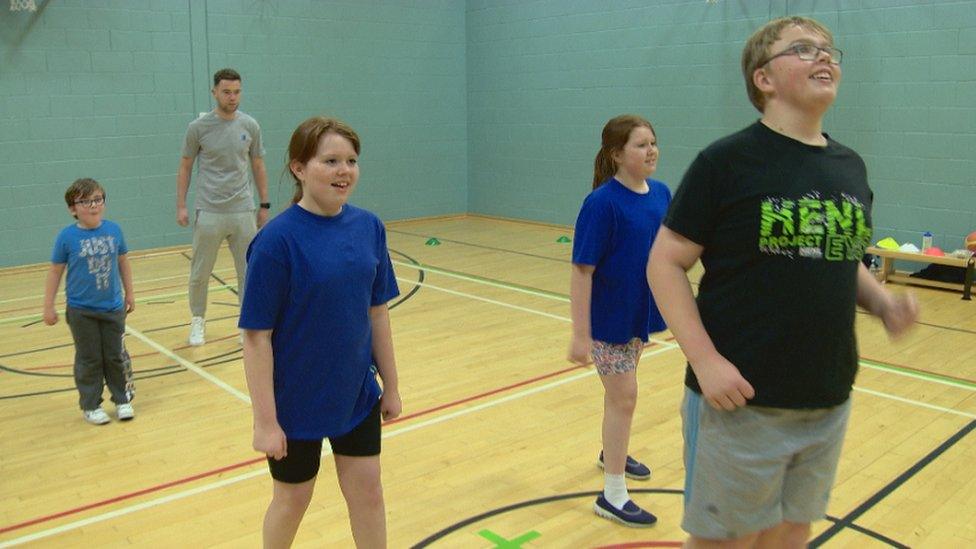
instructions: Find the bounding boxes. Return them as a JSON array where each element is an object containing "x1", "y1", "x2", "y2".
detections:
[
  {"x1": 42, "y1": 263, "x2": 66, "y2": 326},
  {"x1": 647, "y1": 227, "x2": 754, "y2": 410},
  {"x1": 567, "y1": 264, "x2": 595, "y2": 365},
  {"x1": 118, "y1": 253, "x2": 135, "y2": 314},
  {"x1": 176, "y1": 155, "x2": 195, "y2": 227},
  {"x1": 252, "y1": 156, "x2": 270, "y2": 228},
  {"x1": 856, "y1": 262, "x2": 918, "y2": 337},
  {"x1": 242, "y1": 328, "x2": 287, "y2": 459},
  {"x1": 370, "y1": 304, "x2": 401, "y2": 421}
]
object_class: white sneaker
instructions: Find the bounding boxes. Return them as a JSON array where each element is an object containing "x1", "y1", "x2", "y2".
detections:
[
  {"x1": 83, "y1": 408, "x2": 111, "y2": 425},
  {"x1": 188, "y1": 316, "x2": 205, "y2": 346},
  {"x1": 116, "y1": 403, "x2": 135, "y2": 421}
]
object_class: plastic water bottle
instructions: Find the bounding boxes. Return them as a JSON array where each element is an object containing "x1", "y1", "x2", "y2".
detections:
[{"x1": 922, "y1": 231, "x2": 933, "y2": 252}]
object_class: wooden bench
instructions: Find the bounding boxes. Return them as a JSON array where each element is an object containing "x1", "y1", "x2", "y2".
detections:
[{"x1": 866, "y1": 246, "x2": 975, "y2": 301}]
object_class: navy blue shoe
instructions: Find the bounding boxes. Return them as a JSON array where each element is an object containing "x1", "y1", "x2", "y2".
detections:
[
  {"x1": 598, "y1": 451, "x2": 652, "y2": 480},
  {"x1": 593, "y1": 495, "x2": 657, "y2": 527}
]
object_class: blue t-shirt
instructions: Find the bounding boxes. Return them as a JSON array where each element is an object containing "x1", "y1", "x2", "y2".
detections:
[
  {"x1": 51, "y1": 220, "x2": 128, "y2": 312},
  {"x1": 572, "y1": 178, "x2": 671, "y2": 344},
  {"x1": 238, "y1": 204, "x2": 400, "y2": 439}
]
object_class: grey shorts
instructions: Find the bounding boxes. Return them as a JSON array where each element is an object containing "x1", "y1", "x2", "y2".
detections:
[{"x1": 680, "y1": 388, "x2": 851, "y2": 540}]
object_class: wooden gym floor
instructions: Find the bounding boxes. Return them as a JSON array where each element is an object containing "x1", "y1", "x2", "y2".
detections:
[{"x1": 1, "y1": 215, "x2": 974, "y2": 548}]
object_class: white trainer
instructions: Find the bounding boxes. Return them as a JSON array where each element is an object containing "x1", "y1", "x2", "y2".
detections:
[
  {"x1": 83, "y1": 408, "x2": 111, "y2": 425},
  {"x1": 116, "y1": 403, "x2": 135, "y2": 421},
  {"x1": 188, "y1": 316, "x2": 206, "y2": 346}
]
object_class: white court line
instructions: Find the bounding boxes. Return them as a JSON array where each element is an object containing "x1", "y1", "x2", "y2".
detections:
[
  {"x1": 0, "y1": 267, "x2": 237, "y2": 305},
  {"x1": 0, "y1": 347, "x2": 662, "y2": 547},
  {"x1": 859, "y1": 362, "x2": 975, "y2": 392},
  {"x1": 1, "y1": 286, "x2": 236, "y2": 325},
  {"x1": 395, "y1": 263, "x2": 976, "y2": 394},
  {"x1": 124, "y1": 325, "x2": 251, "y2": 404},
  {"x1": 4, "y1": 265, "x2": 972, "y2": 545},
  {"x1": 854, "y1": 387, "x2": 976, "y2": 419},
  {"x1": 393, "y1": 276, "x2": 676, "y2": 348},
  {"x1": 392, "y1": 259, "x2": 569, "y2": 301}
]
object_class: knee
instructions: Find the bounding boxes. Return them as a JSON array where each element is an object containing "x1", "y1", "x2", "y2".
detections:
[
  {"x1": 348, "y1": 479, "x2": 384, "y2": 510},
  {"x1": 271, "y1": 486, "x2": 314, "y2": 515},
  {"x1": 774, "y1": 522, "x2": 811, "y2": 547},
  {"x1": 606, "y1": 387, "x2": 638, "y2": 413}
]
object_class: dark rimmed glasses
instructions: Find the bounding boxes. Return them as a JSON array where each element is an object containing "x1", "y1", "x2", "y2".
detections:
[
  {"x1": 764, "y1": 43, "x2": 842, "y2": 66},
  {"x1": 74, "y1": 196, "x2": 106, "y2": 208}
]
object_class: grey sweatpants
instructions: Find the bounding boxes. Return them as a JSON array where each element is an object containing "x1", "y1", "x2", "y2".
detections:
[
  {"x1": 65, "y1": 307, "x2": 134, "y2": 410},
  {"x1": 188, "y1": 210, "x2": 257, "y2": 317}
]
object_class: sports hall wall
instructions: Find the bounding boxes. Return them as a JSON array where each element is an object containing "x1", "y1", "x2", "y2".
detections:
[
  {"x1": 2, "y1": 1, "x2": 975, "y2": 268},
  {"x1": 0, "y1": 0, "x2": 467, "y2": 267},
  {"x1": 467, "y1": 0, "x2": 976, "y2": 254}
]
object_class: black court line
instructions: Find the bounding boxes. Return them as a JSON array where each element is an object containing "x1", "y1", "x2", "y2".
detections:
[
  {"x1": 1, "y1": 251, "x2": 425, "y2": 398},
  {"x1": 180, "y1": 251, "x2": 238, "y2": 296},
  {"x1": 410, "y1": 489, "x2": 680, "y2": 547},
  {"x1": 1, "y1": 313, "x2": 242, "y2": 360},
  {"x1": 388, "y1": 228, "x2": 570, "y2": 264},
  {"x1": 810, "y1": 419, "x2": 976, "y2": 547},
  {"x1": 389, "y1": 249, "x2": 424, "y2": 310},
  {"x1": 412, "y1": 488, "x2": 907, "y2": 548}
]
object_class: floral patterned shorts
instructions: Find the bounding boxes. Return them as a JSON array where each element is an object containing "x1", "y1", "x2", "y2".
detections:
[{"x1": 591, "y1": 338, "x2": 643, "y2": 376}]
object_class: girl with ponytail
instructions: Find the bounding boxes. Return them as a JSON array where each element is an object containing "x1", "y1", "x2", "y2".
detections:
[{"x1": 568, "y1": 114, "x2": 672, "y2": 527}]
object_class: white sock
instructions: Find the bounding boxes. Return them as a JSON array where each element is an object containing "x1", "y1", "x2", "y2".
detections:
[{"x1": 603, "y1": 473, "x2": 629, "y2": 510}]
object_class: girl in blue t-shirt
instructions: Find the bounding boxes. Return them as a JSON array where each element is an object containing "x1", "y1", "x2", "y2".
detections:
[
  {"x1": 240, "y1": 117, "x2": 401, "y2": 547},
  {"x1": 568, "y1": 115, "x2": 671, "y2": 527}
]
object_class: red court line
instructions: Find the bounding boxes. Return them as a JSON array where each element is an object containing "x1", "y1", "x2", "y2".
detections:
[
  {"x1": 0, "y1": 458, "x2": 265, "y2": 535},
  {"x1": 0, "y1": 345, "x2": 653, "y2": 535},
  {"x1": 593, "y1": 543, "x2": 683, "y2": 548}
]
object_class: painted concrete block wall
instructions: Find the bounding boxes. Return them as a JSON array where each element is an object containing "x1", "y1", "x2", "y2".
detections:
[
  {"x1": 0, "y1": 0, "x2": 467, "y2": 267},
  {"x1": 466, "y1": 0, "x2": 976, "y2": 253},
  {"x1": 2, "y1": 0, "x2": 973, "y2": 267}
]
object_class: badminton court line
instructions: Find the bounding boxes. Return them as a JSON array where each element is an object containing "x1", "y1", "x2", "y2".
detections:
[
  {"x1": 0, "y1": 346, "x2": 665, "y2": 547},
  {"x1": 394, "y1": 261, "x2": 974, "y2": 393}
]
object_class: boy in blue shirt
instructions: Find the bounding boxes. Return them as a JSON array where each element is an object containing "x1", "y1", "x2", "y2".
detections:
[{"x1": 43, "y1": 178, "x2": 136, "y2": 425}]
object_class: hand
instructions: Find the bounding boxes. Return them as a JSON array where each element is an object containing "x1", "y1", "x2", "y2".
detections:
[
  {"x1": 257, "y1": 208, "x2": 269, "y2": 228},
  {"x1": 380, "y1": 389, "x2": 402, "y2": 421},
  {"x1": 692, "y1": 353, "x2": 755, "y2": 411},
  {"x1": 176, "y1": 206, "x2": 189, "y2": 227},
  {"x1": 880, "y1": 292, "x2": 918, "y2": 338},
  {"x1": 43, "y1": 307, "x2": 58, "y2": 326},
  {"x1": 253, "y1": 422, "x2": 287, "y2": 460},
  {"x1": 125, "y1": 294, "x2": 136, "y2": 314},
  {"x1": 567, "y1": 334, "x2": 592, "y2": 365}
]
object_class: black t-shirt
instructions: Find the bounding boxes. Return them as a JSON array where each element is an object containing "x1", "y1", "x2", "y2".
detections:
[{"x1": 666, "y1": 121, "x2": 872, "y2": 408}]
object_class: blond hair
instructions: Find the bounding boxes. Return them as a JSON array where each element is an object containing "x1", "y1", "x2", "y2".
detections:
[{"x1": 741, "y1": 16, "x2": 834, "y2": 112}]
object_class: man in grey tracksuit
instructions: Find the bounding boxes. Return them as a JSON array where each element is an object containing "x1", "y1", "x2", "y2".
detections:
[{"x1": 176, "y1": 68, "x2": 269, "y2": 346}]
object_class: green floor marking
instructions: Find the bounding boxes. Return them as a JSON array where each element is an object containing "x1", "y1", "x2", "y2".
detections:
[
  {"x1": 556, "y1": 235, "x2": 571, "y2": 243},
  {"x1": 477, "y1": 528, "x2": 541, "y2": 548},
  {"x1": 425, "y1": 237, "x2": 441, "y2": 246}
]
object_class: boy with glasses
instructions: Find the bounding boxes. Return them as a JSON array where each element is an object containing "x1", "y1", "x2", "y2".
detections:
[
  {"x1": 648, "y1": 16, "x2": 918, "y2": 547},
  {"x1": 44, "y1": 178, "x2": 136, "y2": 425}
]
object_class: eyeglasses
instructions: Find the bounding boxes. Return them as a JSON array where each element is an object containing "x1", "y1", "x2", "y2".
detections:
[
  {"x1": 74, "y1": 196, "x2": 105, "y2": 207},
  {"x1": 764, "y1": 43, "x2": 842, "y2": 66}
]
